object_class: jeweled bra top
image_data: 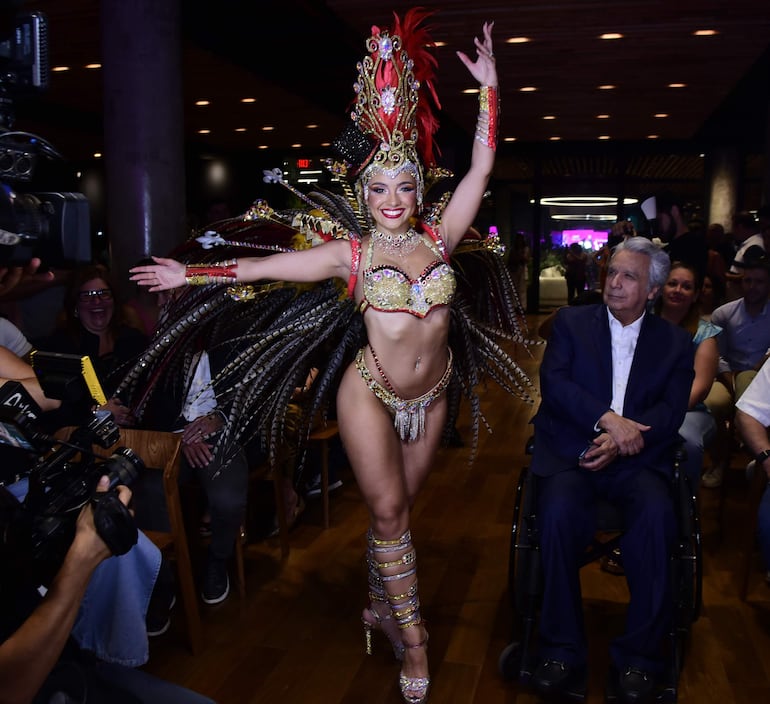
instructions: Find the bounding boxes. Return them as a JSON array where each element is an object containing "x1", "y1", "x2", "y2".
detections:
[{"x1": 359, "y1": 232, "x2": 456, "y2": 318}]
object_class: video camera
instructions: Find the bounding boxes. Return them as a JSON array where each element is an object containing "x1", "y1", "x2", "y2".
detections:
[
  {"x1": 0, "y1": 352, "x2": 143, "y2": 587},
  {"x1": 0, "y1": 9, "x2": 91, "y2": 267}
]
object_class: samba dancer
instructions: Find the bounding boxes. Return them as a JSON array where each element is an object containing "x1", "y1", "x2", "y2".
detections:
[{"x1": 131, "y1": 12, "x2": 515, "y2": 703}]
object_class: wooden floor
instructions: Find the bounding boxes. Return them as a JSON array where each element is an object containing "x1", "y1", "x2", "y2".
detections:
[{"x1": 144, "y1": 314, "x2": 770, "y2": 704}]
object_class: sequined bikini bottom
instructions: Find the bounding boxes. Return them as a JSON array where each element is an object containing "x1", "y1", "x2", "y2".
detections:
[{"x1": 354, "y1": 346, "x2": 453, "y2": 442}]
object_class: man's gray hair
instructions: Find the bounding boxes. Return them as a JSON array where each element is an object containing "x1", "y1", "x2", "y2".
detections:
[{"x1": 610, "y1": 236, "x2": 670, "y2": 292}]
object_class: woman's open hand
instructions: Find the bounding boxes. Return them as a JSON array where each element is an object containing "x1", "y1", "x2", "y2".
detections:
[
  {"x1": 456, "y1": 20, "x2": 497, "y2": 87},
  {"x1": 129, "y1": 256, "x2": 186, "y2": 291}
]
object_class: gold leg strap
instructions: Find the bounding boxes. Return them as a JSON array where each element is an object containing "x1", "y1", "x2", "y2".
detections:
[{"x1": 372, "y1": 529, "x2": 423, "y2": 631}]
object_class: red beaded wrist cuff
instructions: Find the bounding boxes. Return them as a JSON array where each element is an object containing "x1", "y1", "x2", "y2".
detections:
[
  {"x1": 474, "y1": 86, "x2": 499, "y2": 150},
  {"x1": 185, "y1": 259, "x2": 238, "y2": 285}
]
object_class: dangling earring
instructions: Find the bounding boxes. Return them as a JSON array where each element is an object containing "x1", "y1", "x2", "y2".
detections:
[{"x1": 73, "y1": 308, "x2": 79, "y2": 319}]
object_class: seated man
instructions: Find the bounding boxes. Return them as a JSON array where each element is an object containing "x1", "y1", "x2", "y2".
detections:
[
  {"x1": 735, "y1": 359, "x2": 770, "y2": 585},
  {"x1": 529, "y1": 236, "x2": 694, "y2": 703},
  {"x1": 136, "y1": 345, "x2": 247, "y2": 606},
  {"x1": 703, "y1": 252, "x2": 770, "y2": 488}
]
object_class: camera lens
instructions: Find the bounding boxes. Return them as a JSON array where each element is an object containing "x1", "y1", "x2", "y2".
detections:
[{"x1": 103, "y1": 447, "x2": 145, "y2": 490}]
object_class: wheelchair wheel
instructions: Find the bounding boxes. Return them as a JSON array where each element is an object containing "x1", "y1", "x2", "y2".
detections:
[
  {"x1": 498, "y1": 641, "x2": 523, "y2": 681},
  {"x1": 507, "y1": 466, "x2": 529, "y2": 608}
]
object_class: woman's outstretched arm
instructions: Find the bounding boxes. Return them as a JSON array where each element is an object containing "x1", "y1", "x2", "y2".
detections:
[
  {"x1": 129, "y1": 237, "x2": 351, "y2": 293},
  {"x1": 441, "y1": 20, "x2": 498, "y2": 251}
]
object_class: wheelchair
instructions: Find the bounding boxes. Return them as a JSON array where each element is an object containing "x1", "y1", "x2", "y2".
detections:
[{"x1": 498, "y1": 436, "x2": 702, "y2": 702}]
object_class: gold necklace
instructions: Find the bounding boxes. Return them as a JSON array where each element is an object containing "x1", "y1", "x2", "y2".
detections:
[{"x1": 370, "y1": 227, "x2": 421, "y2": 257}]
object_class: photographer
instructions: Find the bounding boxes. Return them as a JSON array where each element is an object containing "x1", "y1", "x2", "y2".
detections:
[
  {"x1": 0, "y1": 348, "x2": 215, "y2": 704},
  {"x1": 0, "y1": 476, "x2": 214, "y2": 704}
]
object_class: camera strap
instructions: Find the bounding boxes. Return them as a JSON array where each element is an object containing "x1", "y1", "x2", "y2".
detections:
[{"x1": 90, "y1": 492, "x2": 137, "y2": 556}]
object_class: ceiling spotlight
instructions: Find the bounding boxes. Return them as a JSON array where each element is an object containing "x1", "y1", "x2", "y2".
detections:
[{"x1": 599, "y1": 33, "x2": 624, "y2": 40}]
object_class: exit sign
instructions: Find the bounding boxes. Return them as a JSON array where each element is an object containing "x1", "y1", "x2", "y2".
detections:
[{"x1": 296, "y1": 158, "x2": 311, "y2": 169}]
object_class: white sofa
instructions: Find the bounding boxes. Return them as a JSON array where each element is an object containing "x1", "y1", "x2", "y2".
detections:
[{"x1": 538, "y1": 266, "x2": 568, "y2": 309}]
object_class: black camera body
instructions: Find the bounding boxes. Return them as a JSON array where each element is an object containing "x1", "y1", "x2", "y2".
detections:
[
  {"x1": 0, "y1": 407, "x2": 144, "y2": 586},
  {"x1": 0, "y1": 10, "x2": 92, "y2": 267},
  {"x1": 0, "y1": 355, "x2": 144, "y2": 587}
]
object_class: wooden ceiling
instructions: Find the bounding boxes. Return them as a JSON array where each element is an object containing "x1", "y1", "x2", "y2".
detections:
[{"x1": 7, "y1": 0, "x2": 770, "y2": 193}]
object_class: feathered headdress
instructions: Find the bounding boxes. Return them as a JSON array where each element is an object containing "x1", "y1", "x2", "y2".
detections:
[{"x1": 330, "y1": 8, "x2": 442, "y2": 210}]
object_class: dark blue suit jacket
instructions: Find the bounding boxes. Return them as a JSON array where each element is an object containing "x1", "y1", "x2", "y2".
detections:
[{"x1": 530, "y1": 303, "x2": 694, "y2": 477}]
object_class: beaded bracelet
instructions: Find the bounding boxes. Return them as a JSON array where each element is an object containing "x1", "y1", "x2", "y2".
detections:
[
  {"x1": 474, "y1": 86, "x2": 499, "y2": 150},
  {"x1": 184, "y1": 259, "x2": 238, "y2": 285}
]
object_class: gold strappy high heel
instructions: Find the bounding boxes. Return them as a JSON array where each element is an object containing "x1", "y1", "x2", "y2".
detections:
[
  {"x1": 362, "y1": 530, "x2": 405, "y2": 660},
  {"x1": 372, "y1": 529, "x2": 431, "y2": 704}
]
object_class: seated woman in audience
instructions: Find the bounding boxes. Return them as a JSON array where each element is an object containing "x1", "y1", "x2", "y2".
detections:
[
  {"x1": 656, "y1": 261, "x2": 721, "y2": 489},
  {"x1": 698, "y1": 272, "x2": 725, "y2": 322},
  {"x1": 34, "y1": 263, "x2": 149, "y2": 427}
]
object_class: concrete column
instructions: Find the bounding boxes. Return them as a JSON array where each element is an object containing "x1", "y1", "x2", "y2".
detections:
[
  {"x1": 707, "y1": 146, "x2": 741, "y2": 229},
  {"x1": 100, "y1": 0, "x2": 187, "y2": 297}
]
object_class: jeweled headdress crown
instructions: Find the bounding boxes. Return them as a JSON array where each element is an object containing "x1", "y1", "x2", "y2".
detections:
[{"x1": 330, "y1": 8, "x2": 441, "y2": 209}]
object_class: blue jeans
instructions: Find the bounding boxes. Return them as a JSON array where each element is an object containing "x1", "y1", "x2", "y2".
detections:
[{"x1": 677, "y1": 409, "x2": 717, "y2": 489}]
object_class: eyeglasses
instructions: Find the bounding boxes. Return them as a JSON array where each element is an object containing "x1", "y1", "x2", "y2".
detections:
[{"x1": 78, "y1": 288, "x2": 113, "y2": 302}]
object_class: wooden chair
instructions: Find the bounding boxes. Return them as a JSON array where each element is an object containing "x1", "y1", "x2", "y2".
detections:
[
  {"x1": 740, "y1": 459, "x2": 769, "y2": 600},
  {"x1": 233, "y1": 419, "x2": 340, "y2": 598},
  {"x1": 308, "y1": 419, "x2": 339, "y2": 530},
  {"x1": 54, "y1": 426, "x2": 203, "y2": 654}
]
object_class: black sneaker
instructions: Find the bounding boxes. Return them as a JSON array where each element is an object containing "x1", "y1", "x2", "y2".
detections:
[
  {"x1": 147, "y1": 595, "x2": 176, "y2": 637},
  {"x1": 146, "y1": 558, "x2": 176, "y2": 636},
  {"x1": 304, "y1": 477, "x2": 343, "y2": 498},
  {"x1": 201, "y1": 558, "x2": 230, "y2": 605}
]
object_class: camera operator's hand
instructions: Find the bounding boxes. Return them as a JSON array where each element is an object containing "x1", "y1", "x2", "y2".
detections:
[
  {"x1": 0, "y1": 257, "x2": 56, "y2": 301},
  {"x1": 72, "y1": 476, "x2": 133, "y2": 564}
]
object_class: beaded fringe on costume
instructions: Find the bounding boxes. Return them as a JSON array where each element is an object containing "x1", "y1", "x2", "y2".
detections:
[{"x1": 355, "y1": 347, "x2": 453, "y2": 442}]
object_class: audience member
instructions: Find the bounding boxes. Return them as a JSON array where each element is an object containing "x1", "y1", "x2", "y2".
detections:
[
  {"x1": 135, "y1": 289, "x2": 247, "y2": 606},
  {"x1": 725, "y1": 211, "x2": 764, "y2": 301},
  {"x1": 528, "y1": 236, "x2": 693, "y2": 703},
  {"x1": 564, "y1": 242, "x2": 588, "y2": 304},
  {"x1": 507, "y1": 232, "x2": 531, "y2": 312},
  {"x1": 735, "y1": 359, "x2": 770, "y2": 585},
  {"x1": 698, "y1": 273, "x2": 725, "y2": 322},
  {"x1": 655, "y1": 262, "x2": 721, "y2": 489},
  {"x1": 651, "y1": 192, "x2": 708, "y2": 280},
  {"x1": 705, "y1": 222, "x2": 729, "y2": 297},
  {"x1": 0, "y1": 316, "x2": 32, "y2": 361},
  {"x1": 702, "y1": 253, "x2": 770, "y2": 488},
  {"x1": 759, "y1": 205, "x2": 770, "y2": 248},
  {"x1": 34, "y1": 264, "x2": 149, "y2": 428}
]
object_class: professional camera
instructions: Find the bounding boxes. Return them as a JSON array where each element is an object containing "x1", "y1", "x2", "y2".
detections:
[
  {"x1": 0, "y1": 353, "x2": 144, "y2": 587},
  {"x1": 0, "y1": 9, "x2": 91, "y2": 267}
]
